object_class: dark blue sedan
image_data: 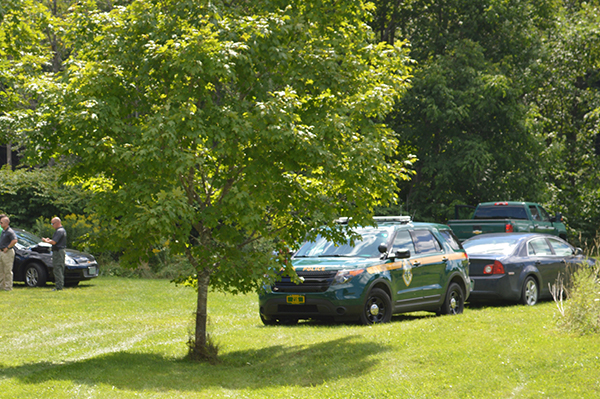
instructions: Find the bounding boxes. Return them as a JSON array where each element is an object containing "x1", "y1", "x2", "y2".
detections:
[
  {"x1": 13, "y1": 228, "x2": 99, "y2": 288},
  {"x1": 463, "y1": 233, "x2": 595, "y2": 305}
]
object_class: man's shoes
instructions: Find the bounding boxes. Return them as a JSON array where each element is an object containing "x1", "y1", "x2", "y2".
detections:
[{"x1": 52, "y1": 288, "x2": 63, "y2": 291}]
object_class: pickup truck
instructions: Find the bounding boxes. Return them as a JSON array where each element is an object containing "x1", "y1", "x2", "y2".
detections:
[{"x1": 447, "y1": 201, "x2": 567, "y2": 242}]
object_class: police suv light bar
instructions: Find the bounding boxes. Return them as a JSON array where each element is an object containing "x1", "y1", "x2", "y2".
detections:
[
  {"x1": 335, "y1": 216, "x2": 411, "y2": 224},
  {"x1": 373, "y1": 216, "x2": 412, "y2": 223}
]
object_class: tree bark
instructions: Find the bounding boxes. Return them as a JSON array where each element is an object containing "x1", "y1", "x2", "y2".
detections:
[
  {"x1": 7, "y1": 143, "x2": 12, "y2": 167},
  {"x1": 191, "y1": 266, "x2": 212, "y2": 360}
]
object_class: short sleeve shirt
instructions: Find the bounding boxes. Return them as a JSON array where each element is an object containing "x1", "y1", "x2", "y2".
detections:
[
  {"x1": 0, "y1": 227, "x2": 17, "y2": 250},
  {"x1": 52, "y1": 227, "x2": 67, "y2": 250}
]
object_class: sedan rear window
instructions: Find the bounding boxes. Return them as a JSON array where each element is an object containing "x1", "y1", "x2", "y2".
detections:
[
  {"x1": 548, "y1": 238, "x2": 574, "y2": 256},
  {"x1": 463, "y1": 236, "x2": 519, "y2": 255},
  {"x1": 527, "y1": 238, "x2": 553, "y2": 256}
]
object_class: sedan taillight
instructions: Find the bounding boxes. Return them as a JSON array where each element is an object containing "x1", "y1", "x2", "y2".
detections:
[{"x1": 483, "y1": 260, "x2": 505, "y2": 275}]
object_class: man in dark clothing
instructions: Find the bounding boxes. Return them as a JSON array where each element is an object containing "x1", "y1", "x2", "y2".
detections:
[
  {"x1": 42, "y1": 217, "x2": 67, "y2": 291},
  {"x1": 0, "y1": 216, "x2": 18, "y2": 291}
]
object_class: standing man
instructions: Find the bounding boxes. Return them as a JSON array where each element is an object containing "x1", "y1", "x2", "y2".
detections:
[
  {"x1": 0, "y1": 216, "x2": 18, "y2": 291},
  {"x1": 43, "y1": 217, "x2": 67, "y2": 291}
]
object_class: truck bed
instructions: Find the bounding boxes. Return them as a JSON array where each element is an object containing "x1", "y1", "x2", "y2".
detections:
[{"x1": 447, "y1": 218, "x2": 530, "y2": 241}]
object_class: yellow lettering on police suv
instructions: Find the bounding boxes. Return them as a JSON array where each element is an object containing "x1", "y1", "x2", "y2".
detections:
[{"x1": 302, "y1": 266, "x2": 326, "y2": 272}]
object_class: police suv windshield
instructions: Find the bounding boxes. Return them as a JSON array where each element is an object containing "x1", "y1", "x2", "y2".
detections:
[{"x1": 294, "y1": 227, "x2": 392, "y2": 258}]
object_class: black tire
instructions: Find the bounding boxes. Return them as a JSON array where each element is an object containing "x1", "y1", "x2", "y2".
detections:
[
  {"x1": 440, "y1": 283, "x2": 465, "y2": 315},
  {"x1": 520, "y1": 276, "x2": 539, "y2": 306},
  {"x1": 23, "y1": 263, "x2": 47, "y2": 287},
  {"x1": 260, "y1": 314, "x2": 277, "y2": 326},
  {"x1": 360, "y1": 288, "x2": 392, "y2": 325},
  {"x1": 278, "y1": 317, "x2": 299, "y2": 325}
]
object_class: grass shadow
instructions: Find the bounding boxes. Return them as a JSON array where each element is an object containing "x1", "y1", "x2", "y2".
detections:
[
  {"x1": 1, "y1": 336, "x2": 390, "y2": 392},
  {"x1": 466, "y1": 299, "x2": 553, "y2": 310},
  {"x1": 11, "y1": 282, "x2": 97, "y2": 290},
  {"x1": 391, "y1": 312, "x2": 436, "y2": 322}
]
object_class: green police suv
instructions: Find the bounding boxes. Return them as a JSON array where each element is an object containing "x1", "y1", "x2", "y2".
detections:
[{"x1": 259, "y1": 217, "x2": 472, "y2": 325}]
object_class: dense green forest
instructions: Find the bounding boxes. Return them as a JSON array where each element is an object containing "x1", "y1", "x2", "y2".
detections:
[
  {"x1": 2, "y1": 0, "x2": 600, "y2": 358},
  {"x1": 370, "y1": 0, "x2": 600, "y2": 243}
]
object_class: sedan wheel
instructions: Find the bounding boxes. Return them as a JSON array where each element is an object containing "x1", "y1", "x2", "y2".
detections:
[
  {"x1": 520, "y1": 276, "x2": 538, "y2": 306},
  {"x1": 24, "y1": 263, "x2": 47, "y2": 287}
]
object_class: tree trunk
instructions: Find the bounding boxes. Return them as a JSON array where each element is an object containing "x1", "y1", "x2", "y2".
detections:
[
  {"x1": 7, "y1": 143, "x2": 12, "y2": 167},
  {"x1": 190, "y1": 267, "x2": 215, "y2": 361}
]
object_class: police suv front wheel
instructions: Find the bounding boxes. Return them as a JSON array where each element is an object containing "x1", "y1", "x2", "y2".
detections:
[{"x1": 360, "y1": 288, "x2": 392, "y2": 325}]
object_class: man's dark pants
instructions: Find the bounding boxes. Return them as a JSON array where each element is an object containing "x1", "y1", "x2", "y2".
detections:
[{"x1": 53, "y1": 248, "x2": 66, "y2": 290}]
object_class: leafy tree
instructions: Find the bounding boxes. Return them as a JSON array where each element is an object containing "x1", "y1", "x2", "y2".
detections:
[
  {"x1": 533, "y1": 2, "x2": 600, "y2": 243},
  {"x1": 0, "y1": 166, "x2": 90, "y2": 227},
  {"x1": 25, "y1": 0, "x2": 412, "y2": 360},
  {"x1": 371, "y1": 0, "x2": 557, "y2": 222},
  {"x1": 1, "y1": 0, "x2": 75, "y2": 160}
]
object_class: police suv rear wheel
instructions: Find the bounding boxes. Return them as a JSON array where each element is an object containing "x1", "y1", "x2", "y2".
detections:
[{"x1": 441, "y1": 283, "x2": 464, "y2": 315}]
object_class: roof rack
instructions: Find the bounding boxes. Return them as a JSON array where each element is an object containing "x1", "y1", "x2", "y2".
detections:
[
  {"x1": 334, "y1": 217, "x2": 351, "y2": 224},
  {"x1": 335, "y1": 216, "x2": 411, "y2": 225},
  {"x1": 373, "y1": 216, "x2": 411, "y2": 224}
]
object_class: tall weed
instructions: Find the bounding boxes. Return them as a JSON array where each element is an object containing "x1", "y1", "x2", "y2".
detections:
[
  {"x1": 554, "y1": 263, "x2": 600, "y2": 334},
  {"x1": 573, "y1": 232, "x2": 600, "y2": 258}
]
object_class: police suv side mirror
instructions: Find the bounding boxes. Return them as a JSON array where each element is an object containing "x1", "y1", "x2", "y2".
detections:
[
  {"x1": 391, "y1": 249, "x2": 411, "y2": 259},
  {"x1": 574, "y1": 247, "x2": 583, "y2": 256},
  {"x1": 385, "y1": 248, "x2": 411, "y2": 260}
]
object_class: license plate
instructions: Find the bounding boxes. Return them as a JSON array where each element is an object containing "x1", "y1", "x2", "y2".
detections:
[
  {"x1": 286, "y1": 295, "x2": 305, "y2": 305},
  {"x1": 88, "y1": 266, "x2": 97, "y2": 275}
]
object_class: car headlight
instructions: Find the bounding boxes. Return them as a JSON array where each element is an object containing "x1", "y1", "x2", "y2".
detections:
[
  {"x1": 65, "y1": 256, "x2": 77, "y2": 266},
  {"x1": 332, "y1": 269, "x2": 365, "y2": 285}
]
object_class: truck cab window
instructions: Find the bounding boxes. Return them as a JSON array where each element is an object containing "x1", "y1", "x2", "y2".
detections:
[
  {"x1": 538, "y1": 206, "x2": 551, "y2": 222},
  {"x1": 528, "y1": 205, "x2": 540, "y2": 221}
]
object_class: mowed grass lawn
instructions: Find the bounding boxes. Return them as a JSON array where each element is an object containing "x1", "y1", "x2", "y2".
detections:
[{"x1": 1, "y1": 277, "x2": 599, "y2": 398}]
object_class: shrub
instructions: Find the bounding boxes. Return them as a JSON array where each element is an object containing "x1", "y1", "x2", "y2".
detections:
[
  {"x1": 98, "y1": 251, "x2": 195, "y2": 279},
  {"x1": 32, "y1": 214, "x2": 99, "y2": 253},
  {"x1": 0, "y1": 166, "x2": 90, "y2": 229}
]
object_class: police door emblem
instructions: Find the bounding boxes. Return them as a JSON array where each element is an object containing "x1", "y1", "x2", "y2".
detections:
[{"x1": 402, "y1": 261, "x2": 413, "y2": 286}]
